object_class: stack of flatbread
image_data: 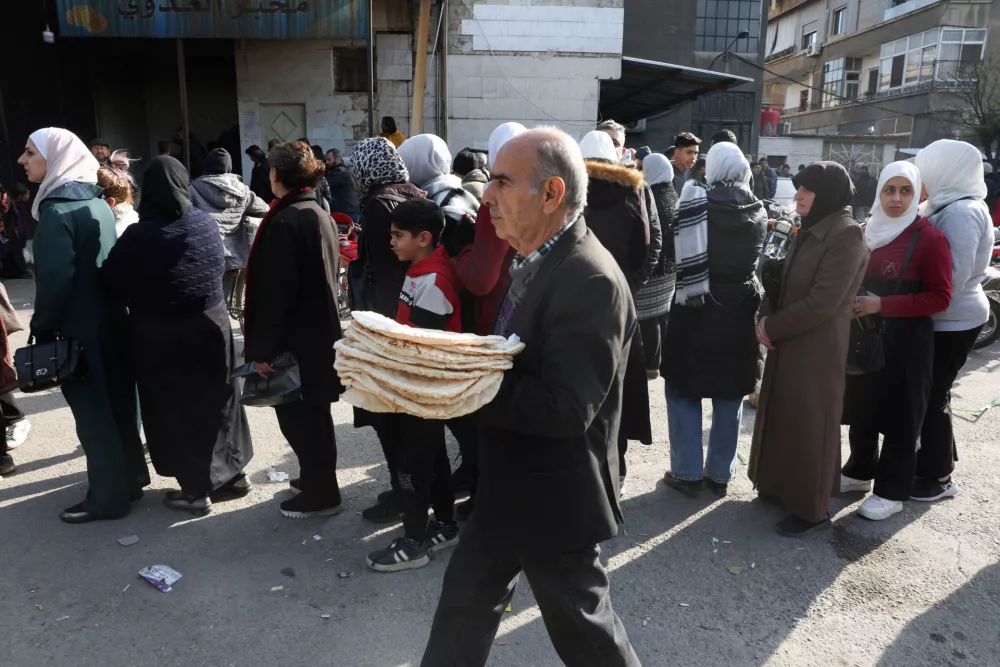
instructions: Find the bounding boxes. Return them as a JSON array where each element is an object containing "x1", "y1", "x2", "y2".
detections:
[{"x1": 334, "y1": 311, "x2": 525, "y2": 420}]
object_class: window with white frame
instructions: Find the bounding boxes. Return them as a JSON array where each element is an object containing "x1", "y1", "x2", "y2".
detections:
[
  {"x1": 831, "y1": 7, "x2": 847, "y2": 36},
  {"x1": 821, "y1": 57, "x2": 862, "y2": 108},
  {"x1": 878, "y1": 28, "x2": 987, "y2": 92},
  {"x1": 937, "y1": 28, "x2": 987, "y2": 81}
]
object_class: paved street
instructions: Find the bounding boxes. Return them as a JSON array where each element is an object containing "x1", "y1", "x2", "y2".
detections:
[{"x1": 1, "y1": 277, "x2": 998, "y2": 667}]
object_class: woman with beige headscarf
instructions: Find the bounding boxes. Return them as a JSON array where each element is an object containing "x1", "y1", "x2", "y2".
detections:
[{"x1": 18, "y1": 128, "x2": 147, "y2": 524}]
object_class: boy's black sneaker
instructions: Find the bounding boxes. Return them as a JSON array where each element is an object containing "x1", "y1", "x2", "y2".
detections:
[
  {"x1": 424, "y1": 521, "x2": 459, "y2": 553},
  {"x1": 0, "y1": 455, "x2": 16, "y2": 476},
  {"x1": 280, "y1": 493, "x2": 343, "y2": 519},
  {"x1": 366, "y1": 537, "x2": 429, "y2": 573}
]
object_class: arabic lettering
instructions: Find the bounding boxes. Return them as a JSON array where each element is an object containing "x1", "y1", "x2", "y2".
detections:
[{"x1": 119, "y1": 0, "x2": 307, "y2": 19}]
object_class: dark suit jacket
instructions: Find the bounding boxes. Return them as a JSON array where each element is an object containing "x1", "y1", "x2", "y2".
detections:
[
  {"x1": 474, "y1": 220, "x2": 636, "y2": 552},
  {"x1": 244, "y1": 190, "x2": 343, "y2": 404}
]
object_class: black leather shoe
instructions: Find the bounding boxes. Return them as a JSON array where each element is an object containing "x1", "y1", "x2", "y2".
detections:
[
  {"x1": 703, "y1": 477, "x2": 728, "y2": 498},
  {"x1": 0, "y1": 455, "x2": 16, "y2": 476},
  {"x1": 60, "y1": 502, "x2": 100, "y2": 524},
  {"x1": 663, "y1": 473, "x2": 703, "y2": 496}
]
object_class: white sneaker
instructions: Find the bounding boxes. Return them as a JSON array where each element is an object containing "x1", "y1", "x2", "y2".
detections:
[
  {"x1": 858, "y1": 495, "x2": 903, "y2": 521},
  {"x1": 840, "y1": 474, "x2": 872, "y2": 493},
  {"x1": 618, "y1": 475, "x2": 627, "y2": 497},
  {"x1": 6, "y1": 420, "x2": 31, "y2": 450}
]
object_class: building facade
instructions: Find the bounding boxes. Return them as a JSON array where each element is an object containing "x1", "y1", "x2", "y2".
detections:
[
  {"x1": 0, "y1": 0, "x2": 625, "y2": 185},
  {"x1": 762, "y1": 0, "x2": 1000, "y2": 165},
  {"x1": 622, "y1": 0, "x2": 769, "y2": 155}
]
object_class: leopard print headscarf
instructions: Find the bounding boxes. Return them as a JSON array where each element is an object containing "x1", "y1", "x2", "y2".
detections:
[{"x1": 349, "y1": 137, "x2": 409, "y2": 199}]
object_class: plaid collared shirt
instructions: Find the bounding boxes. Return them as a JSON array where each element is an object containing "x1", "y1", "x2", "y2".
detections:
[{"x1": 509, "y1": 217, "x2": 578, "y2": 274}]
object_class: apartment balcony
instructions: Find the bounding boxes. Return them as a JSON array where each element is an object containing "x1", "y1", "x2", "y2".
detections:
[
  {"x1": 764, "y1": 0, "x2": 952, "y2": 81},
  {"x1": 779, "y1": 60, "x2": 974, "y2": 118}
]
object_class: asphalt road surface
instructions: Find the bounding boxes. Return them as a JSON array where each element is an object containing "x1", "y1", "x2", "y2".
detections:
[{"x1": 1, "y1": 278, "x2": 997, "y2": 667}]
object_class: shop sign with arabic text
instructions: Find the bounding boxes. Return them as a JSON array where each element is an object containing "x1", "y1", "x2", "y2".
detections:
[{"x1": 57, "y1": 0, "x2": 367, "y2": 39}]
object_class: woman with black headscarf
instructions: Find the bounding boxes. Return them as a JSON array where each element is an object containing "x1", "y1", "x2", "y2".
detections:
[
  {"x1": 102, "y1": 156, "x2": 253, "y2": 516},
  {"x1": 748, "y1": 162, "x2": 869, "y2": 537}
]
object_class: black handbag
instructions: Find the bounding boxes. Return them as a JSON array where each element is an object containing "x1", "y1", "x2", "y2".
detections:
[
  {"x1": 231, "y1": 351, "x2": 302, "y2": 407},
  {"x1": 14, "y1": 333, "x2": 87, "y2": 393},
  {"x1": 846, "y1": 229, "x2": 920, "y2": 375}
]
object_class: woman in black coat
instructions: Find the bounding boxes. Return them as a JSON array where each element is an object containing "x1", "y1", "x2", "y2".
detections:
[
  {"x1": 579, "y1": 131, "x2": 652, "y2": 488},
  {"x1": 348, "y1": 137, "x2": 426, "y2": 318},
  {"x1": 663, "y1": 142, "x2": 767, "y2": 497},
  {"x1": 244, "y1": 141, "x2": 345, "y2": 520},
  {"x1": 347, "y1": 136, "x2": 428, "y2": 522},
  {"x1": 638, "y1": 154, "x2": 678, "y2": 376},
  {"x1": 102, "y1": 156, "x2": 253, "y2": 516}
]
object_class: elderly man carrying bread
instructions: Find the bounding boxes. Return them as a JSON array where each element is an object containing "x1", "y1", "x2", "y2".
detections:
[{"x1": 420, "y1": 127, "x2": 642, "y2": 667}]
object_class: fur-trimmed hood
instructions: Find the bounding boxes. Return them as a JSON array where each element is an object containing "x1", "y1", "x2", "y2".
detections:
[{"x1": 585, "y1": 160, "x2": 645, "y2": 190}]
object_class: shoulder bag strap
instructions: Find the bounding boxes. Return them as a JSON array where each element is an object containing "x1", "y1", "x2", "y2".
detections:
[{"x1": 892, "y1": 228, "x2": 921, "y2": 295}]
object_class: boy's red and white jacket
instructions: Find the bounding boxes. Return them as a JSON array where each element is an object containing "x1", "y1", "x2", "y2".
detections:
[{"x1": 396, "y1": 245, "x2": 463, "y2": 333}]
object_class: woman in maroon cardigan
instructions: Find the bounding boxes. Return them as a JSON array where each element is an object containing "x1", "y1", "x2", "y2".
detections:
[{"x1": 841, "y1": 161, "x2": 952, "y2": 521}]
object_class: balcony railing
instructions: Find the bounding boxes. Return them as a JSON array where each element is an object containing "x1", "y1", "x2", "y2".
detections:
[{"x1": 777, "y1": 61, "x2": 975, "y2": 116}]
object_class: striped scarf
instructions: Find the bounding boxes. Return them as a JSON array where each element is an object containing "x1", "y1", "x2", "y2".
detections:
[{"x1": 673, "y1": 179, "x2": 710, "y2": 306}]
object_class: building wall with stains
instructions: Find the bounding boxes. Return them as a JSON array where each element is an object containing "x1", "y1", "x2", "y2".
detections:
[{"x1": 445, "y1": 0, "x2": 625, "y2": 152}]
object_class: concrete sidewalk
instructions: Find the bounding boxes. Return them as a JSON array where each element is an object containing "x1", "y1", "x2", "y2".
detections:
[{"x1": 1, "y1": 277, "x2": 997, "y2": 667}]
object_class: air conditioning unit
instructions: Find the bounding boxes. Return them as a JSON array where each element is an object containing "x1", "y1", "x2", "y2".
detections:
[
  {"x1": 806, "y1": 43, "x2": 822, "y2": 57},
  {"x1": 624, "y1": 118, "x2": 647, "y2": 133},
  {"x1": 777, "y1": 122, "x2": 792, "y2": 136}
]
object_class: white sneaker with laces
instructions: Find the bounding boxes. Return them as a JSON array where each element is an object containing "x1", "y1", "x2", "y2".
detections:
[
  {"x1": 858, "y1": 495, "x2": 903, "y2": 521},
  {"x1": 6, "y1": 420, "x2": 31, "y2": 450},
  {"x1": 840, "y1": 474, "x2": 872, "y2": 493}
]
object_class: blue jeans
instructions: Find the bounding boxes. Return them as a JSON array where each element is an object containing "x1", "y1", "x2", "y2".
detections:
[{"x1": 665, "y1": 387, "x2": 742, "y2": 483}]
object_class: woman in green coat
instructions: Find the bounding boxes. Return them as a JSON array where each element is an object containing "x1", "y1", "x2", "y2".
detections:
[{"x1": 18, "y1": 128, "x2": 147, "y2": 523}]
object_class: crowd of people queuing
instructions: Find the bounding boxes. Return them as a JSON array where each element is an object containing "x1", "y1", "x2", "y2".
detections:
[{"x1": 0, "y1": 108, "x2": 995, "y2": 665}]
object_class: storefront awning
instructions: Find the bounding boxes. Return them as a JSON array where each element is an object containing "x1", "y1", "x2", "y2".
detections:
[{"x1": 600, "y1": 57, "x2": 755, "y2": 124}]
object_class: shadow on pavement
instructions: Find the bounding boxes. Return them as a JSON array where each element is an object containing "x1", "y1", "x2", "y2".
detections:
[{"x1": 875, "y1": 562, "x2": 998, "y2": 666}]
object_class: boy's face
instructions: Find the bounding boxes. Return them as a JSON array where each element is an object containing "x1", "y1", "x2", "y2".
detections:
[
  {"x1": 390, "y1": 223, "x2": 432, "y2": 263},
  {"x1": 675, "y1": 145, "x2": 698, "y2": 171}
]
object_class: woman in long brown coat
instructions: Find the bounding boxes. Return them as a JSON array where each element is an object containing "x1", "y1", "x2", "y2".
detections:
[{"x1": 748, "y1": 162, "x2": 869, "y2": 537}]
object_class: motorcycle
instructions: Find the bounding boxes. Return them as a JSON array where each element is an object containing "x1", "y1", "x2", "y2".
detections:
[
  {"x1": 333, "y1": 213, "x2": 359, "y2": 321},
  {"x1": 972, "y1": 228, "x2": 1000, "y2": 350}
]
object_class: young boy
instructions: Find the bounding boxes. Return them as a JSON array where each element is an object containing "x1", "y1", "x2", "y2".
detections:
[{"x1": 366, "y1": 198, "x2": 461, "y2": 573}]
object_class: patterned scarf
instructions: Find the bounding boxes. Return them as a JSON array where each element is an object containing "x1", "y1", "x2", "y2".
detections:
[
  {"x1": 348, "y1": 137, "x2": 409, "y2": 199},
  {"x1": 674, "y1": 179, "x2": 709, "y2": 306}
]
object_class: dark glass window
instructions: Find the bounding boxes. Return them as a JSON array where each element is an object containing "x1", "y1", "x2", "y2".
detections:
[{"x1": 695, "y1": 0, "x2": 761, "y2": 53}]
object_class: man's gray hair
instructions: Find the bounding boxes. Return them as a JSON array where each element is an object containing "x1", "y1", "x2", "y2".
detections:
[
  {"x1": 529, "y1": 127, "x2": 589, "y2": 221},
  {"x1": 596, "y1": 119, "x2": 626, "y2": 138}
]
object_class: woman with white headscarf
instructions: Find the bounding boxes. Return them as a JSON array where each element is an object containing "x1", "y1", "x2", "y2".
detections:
[
  {"x1": 579, "y1": 130, "x2": 652, "y2": 490},
  {"x1": 397, "y1": 134, "x2": 479, "y2": 257},
  {"x1": 662, "y1": 142, "x2": 767, "y2": 498},
  {"x1": 451, "y1": 122, "x2": 526, "y2": 519},
  {"x1": 840, "y1": 161, "x2": 952, "y2": 520},
  {"x1": 17, "y1": 128, "x2": 147, "y2": 523},
  {"x1": 636, "y1": 153, "x2": 678, "y2": 376},
  {"x1": 911, "y1": 140, "x2": 994, "y2": 503}
]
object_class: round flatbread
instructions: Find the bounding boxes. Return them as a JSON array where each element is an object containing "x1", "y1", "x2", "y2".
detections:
[
  {"x1": 341, "y1": 374, "x2": 503, "y2": 419},
  {"x1": 335, "y1": 357, "x2": 498, "y2": 402},
  {"x1": 337, "y1": 369, "x2": 497, "y2": 407},
  {"x1": 342, "y1": 387, "x2": 398, "y2": 414},
  {"x1": 345, "y1": 327, "x2": 513, "y2": 371},
  {"x1": 335, "y1": 340, "x2": 498, "y2": 379},
  {"x1": 347, "y1": 322, "x2": 524, "y2": 358},
  {"x1": 351, "y1": 311, "x2": 509, "y2": 347}
]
